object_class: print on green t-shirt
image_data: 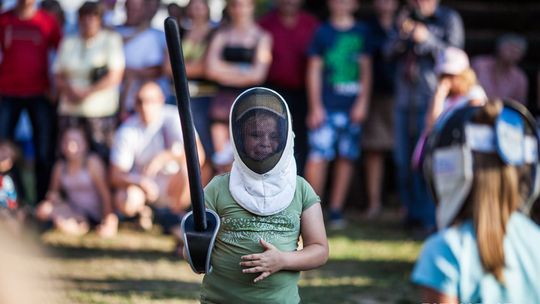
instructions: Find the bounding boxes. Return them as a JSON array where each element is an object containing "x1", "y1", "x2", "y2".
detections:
[
  {"x1": 325, "y1": 33, "x2": 363, "y2": 86},
  {"x1": 200, "y1": 174, "x2": 320, "y2": 304}
]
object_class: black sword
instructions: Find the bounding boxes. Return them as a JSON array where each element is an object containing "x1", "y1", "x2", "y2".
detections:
[
  {"x1": 164, "y1": 16, "x2": 206, "y2": 231},
  {"x1": 164, "y1": 17, "x2": 220, "y2": 274}
]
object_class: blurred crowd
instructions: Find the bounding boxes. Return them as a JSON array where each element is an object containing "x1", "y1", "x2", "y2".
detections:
[{"x1": 0, "y1": 0, "x2": 537, "y2": 247}]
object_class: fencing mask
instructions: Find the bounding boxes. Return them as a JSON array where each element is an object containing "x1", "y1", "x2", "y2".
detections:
[
  {"x1": 229, "y1": 87, "x2": 297, "y2": 216},
  {"x1": 423, "y1": 99, "x2": 540, "y2": 229}
]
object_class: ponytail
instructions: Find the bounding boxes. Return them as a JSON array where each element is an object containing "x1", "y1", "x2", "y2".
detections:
[{"x1": 469, "y1": 100, "x2": 521, "y2": 283}]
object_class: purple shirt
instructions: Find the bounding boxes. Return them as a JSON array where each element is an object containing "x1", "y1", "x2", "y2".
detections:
[{"x1": 472, "y1": 55, "x2": 528, "y2": 104}]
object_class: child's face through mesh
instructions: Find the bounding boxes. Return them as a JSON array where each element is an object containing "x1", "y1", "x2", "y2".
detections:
[{"x1": 242, "y1": 113, "x2": 280, "y2": 161}]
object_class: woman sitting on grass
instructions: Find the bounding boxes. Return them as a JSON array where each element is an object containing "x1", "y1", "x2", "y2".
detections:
[{"x1": 36, "y1": 126, "x2": 117, "y2": 237}]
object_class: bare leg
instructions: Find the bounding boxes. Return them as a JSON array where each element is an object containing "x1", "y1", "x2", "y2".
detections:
[
  {"x1": 364, "y1": 151, "x2": 384, "y2": 218},
  {"x1": 114, "y1": 186, "x2": 152, "y2": 231},
  {"x1": 54, "y1": 217, "x2": 90, "y2": 236},
  {"x1": 305, "y1": 158, "x2": 329, "y2": 199},
  {"x1": 51, "y1": 204, "x2": 89, "y2": 236},
  {"x1": 114, "y1": 186, "x2": 146, "y2": 217},
  {"x1": 167, "y1": 170, "x2": 191, "y2": 212},
  {"x1": 329, "y1": 157, "x2": 354, "y2": 211}
]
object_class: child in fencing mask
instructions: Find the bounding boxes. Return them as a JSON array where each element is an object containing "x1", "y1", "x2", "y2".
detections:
[{"x1": 199, "y1": 87, "x2": 328, "y2": 303}]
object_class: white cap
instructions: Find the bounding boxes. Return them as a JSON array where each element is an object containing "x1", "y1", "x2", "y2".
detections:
[{"x1": 435, "y1": 47, "x2": 470, "y2": 76}]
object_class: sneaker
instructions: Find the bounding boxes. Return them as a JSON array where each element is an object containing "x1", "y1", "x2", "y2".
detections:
[{"x1": 328, "y1": 209, "x2": 346, "y2": 230}]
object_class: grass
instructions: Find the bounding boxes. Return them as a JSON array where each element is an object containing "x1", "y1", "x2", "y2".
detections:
[{"x1": 20, "y1": 209, "x2": 423, "y2": 304}]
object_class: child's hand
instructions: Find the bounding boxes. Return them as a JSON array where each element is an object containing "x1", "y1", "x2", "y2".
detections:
[
  {"x1": 139, "y1": 177, "x2": 160, "y2": 203},
  {"x1": 240, "y1": 239, "x2": 284, "y2": 283},
  {"x1": 144, "y1": 154, "x2": 165, "y2": 177},
  {"x1": 350, "y1": 101, "x2": 367, "y2": 124}
]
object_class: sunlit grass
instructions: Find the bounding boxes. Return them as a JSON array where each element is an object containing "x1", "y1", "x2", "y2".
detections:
[{"x1": 35, "y1": 209, "x2": 423, "y2": 304}]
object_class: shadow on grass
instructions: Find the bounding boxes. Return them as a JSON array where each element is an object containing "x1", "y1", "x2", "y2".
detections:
[
  {"x1": 317, "y1": 259, "x2": 414, "y2": 280},
  {"x1": 43, "y1": 243, "x2": 179, "y2": 262},
  {"x1": 300, "y1": 259, "x2": 418, "y2": 304},
  {"x1": 61, "y1": 277, "x2": 200, "y2": 300},
  {"x1": 300, "y1": 284, "x2": 417, "y2": 304},
  {"x1": 327, "y1": 218, "x2": 419, "y2": 242}
]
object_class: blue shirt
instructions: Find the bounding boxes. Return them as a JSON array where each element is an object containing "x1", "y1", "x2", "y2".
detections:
[
  {"x1": 308, "y1": 21, "x2": 370, "y2": 112},
  {"x1": 412, "y1": 212, "x2": 540, "y2": 303},
  {"x1": 366, "y1": 16, "x2": 396, "y2": 95}
]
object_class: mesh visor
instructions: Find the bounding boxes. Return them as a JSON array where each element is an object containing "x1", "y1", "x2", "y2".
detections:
[{"x1": 231, "y1": 89, "x2": 289, "y2": 174}]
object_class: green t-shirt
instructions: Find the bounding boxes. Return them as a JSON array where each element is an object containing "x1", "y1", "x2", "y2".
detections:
[{"x1": 200, "y1": 173, "x2": 320, "y2": 304}]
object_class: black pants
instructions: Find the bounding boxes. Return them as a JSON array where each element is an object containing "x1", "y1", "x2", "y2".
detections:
[{"x1": 0, "y1": 95, "x2": 55, "y2": 202}]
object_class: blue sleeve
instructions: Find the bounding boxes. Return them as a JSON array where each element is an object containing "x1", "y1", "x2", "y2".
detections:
[
  {"x1": 411, "y1": 233, "x2": 460, "y2": 297},
  {"x1": 307, "y1": 24, "x2": 326, "y2": 57},
  {"x1": 359, "y1": 22, "x2": 372, "y2": 56}
]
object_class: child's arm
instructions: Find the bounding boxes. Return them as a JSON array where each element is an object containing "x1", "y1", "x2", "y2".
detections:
[
  {"x1": 35, "y1": 162, "x2": 63, "y2": 221},
  {"x1": 306, "y1": 56, "x2": 326, "y2": 129},
  {"x1": 45, "y1": 162, "x2": 63, "y2": 203},
  {"x1": 88, "y1": 155, "x2": 113, "y2": 218},
  {"x1": 350, "y1": 55, "x2": 372, "y2": 124},
  {"x1": 240, "y1": 203, "x2": 328, "y2": 283},
  {"x1": 425, "y1": 77, "x2": 452, "y2": 131}
]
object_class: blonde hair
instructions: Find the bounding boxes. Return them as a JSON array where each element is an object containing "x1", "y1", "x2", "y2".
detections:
[
  {"x1": 461, "y1": 100, "x2": 522, "y2": 283},
  {"x1": 452, "y1": 67, "x2": 478, "y2": 96}
]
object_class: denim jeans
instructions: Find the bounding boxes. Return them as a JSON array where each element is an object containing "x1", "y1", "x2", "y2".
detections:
[
  {"x1": 190, "y1": 96, "x2": 215, "y2": 159},
  {"x1": 0, "y1": 95, "x2": 55, "y2": 202},
  {"x1": 393, "y1": 106, "x2": 435, "y2": 229}
]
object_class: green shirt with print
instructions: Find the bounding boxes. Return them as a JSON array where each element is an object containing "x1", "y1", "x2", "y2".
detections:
[{"x1": 200, "y1": 173, "x2": 320, "y2": 304}]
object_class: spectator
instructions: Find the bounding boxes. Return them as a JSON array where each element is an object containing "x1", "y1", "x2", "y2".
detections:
[
  {"x1": 305, "y1": 0, "x2": 372, "y2": 229},
  {"x1": 385, "y1": 0, "x2": 464, "y2": 234},
  {"x1": 164, "y1": 0, "x2": 217, "y2": 185},
  {"x1": 412, "y1": 100, "x2": 540, "y2": 303},
  {"x1": 110, "y1": 81, "x2": 205, "y2": 243},
  {"x1": 361, "y1": 0, "x2": 398, "y2": 219},
  {"x1": 258, "y1": 0, "x2": 320, "y2": 176},
  {"x1": 472, "y1": 33, "x2": 529, "y2": 105},
  {"x1": 35, "y1": 126, "x2": 117, "y2": 237},
  {"x1": 425, "y1": 47, "x2": 486, "y2": 129},
  {"x1": 412, "y1": 47, "x2": 486, "y2": 172},
  {"x1": 54, "y1": 1, "x2": 125, "y2": 162},
  {"x1": 116, "y1": 0, "x2": 169, "y2": 119},
  {"x1": 0, "y1": 140, "x2": 26, "y2": 234},
  {"x1": 0, "y1": 0, "x2": 62, "y2": 203},
  {"x1": 205, "y1": 0, "x2": 272, "y2": 173}
]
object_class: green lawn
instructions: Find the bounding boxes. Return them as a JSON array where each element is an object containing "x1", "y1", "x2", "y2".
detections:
[{"x1": 31, "y1": 210, "x2": 422, "y2": 304}]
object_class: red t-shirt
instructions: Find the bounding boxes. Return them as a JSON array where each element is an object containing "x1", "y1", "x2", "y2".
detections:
[
  {"x1": 0, "y1": 9, "x2": 61, "y2": 96},
  {"x1": 259, "y1": 10, "x2": 319, "y2": 90}
]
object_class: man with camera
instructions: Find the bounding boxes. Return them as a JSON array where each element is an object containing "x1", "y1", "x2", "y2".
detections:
[{"x1": 385, "y1": 0, "x2": 464, "y2": 236}]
